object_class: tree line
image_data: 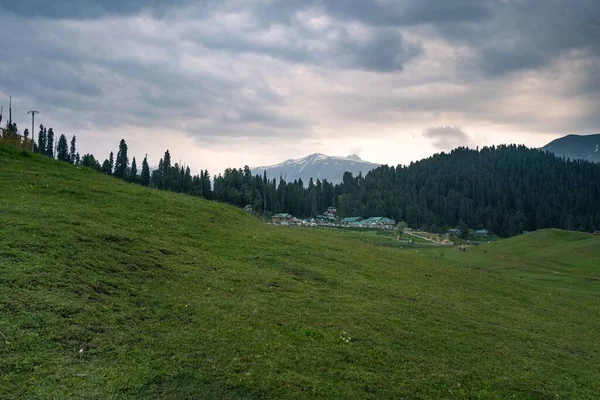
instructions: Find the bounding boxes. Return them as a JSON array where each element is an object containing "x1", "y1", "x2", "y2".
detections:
[
  {"x1": 209, "y1": 145, "x2": 600, "y2": 237},
  {"x1": 9, "y1": 121, "x2": 600, "y2": 238},
  {"x1": 1, "y1": 121, "x2": 80, "y2": 164},
  {"x1": 336, "y1": 145, "x2": 600, "y2": 237}
]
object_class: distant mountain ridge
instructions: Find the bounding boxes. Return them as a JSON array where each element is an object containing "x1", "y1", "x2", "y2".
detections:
[
  {"x1": 541, "y1": 133, "x2": 600, "y2": 162},
  {"x1": 251, "y1": 153, "x2": 380, "y2": 184}
]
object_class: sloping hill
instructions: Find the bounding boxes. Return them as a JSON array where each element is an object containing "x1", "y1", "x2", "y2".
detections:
[
  {"x1": 1, "y1": 144, "x2": 600, "y2": 399},
  {"x1": 541, "y1": 133, "x2": 600, "y2": 162},
  {"x1": 251, "y1": 153, "x2": 380, "y2": 184},
  {"x1": 422, "y1": 229, "x2": 600, "y2": 293}
]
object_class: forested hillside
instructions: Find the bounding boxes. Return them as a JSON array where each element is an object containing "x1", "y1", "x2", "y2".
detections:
[
  {"x1": 338, "y1": 145, "x2": 600, "y2": 236},
  {"x1": 212, "y1": 145, "x2": 600, "y2": 237}
]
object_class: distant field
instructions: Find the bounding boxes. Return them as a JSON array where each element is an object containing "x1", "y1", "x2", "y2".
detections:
[
  {"x1": 1, "y1": 144, "x2": 600, "y2": 399},
  {"x1": 416, "y1": 230, "x2": 600, "y2": 293}
]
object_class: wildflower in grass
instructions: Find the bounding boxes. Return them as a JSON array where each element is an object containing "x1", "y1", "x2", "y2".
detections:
[{"x1": 340, "y1": 331, "x2": 352, "y2": 343}]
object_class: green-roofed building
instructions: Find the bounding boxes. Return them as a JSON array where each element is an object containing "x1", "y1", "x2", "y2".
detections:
[
  {"x1": 341, "y1": 216, "x2": 363, "y2": 225},
  {"x1": 360, "y1": 217, "x2": 396, "y2": 229}
]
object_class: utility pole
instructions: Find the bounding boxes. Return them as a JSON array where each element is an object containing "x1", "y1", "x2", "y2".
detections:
[
  {"x1": 8, "y1": 96, "x2": 11, "y2": 125},
  {"x1": 27, "y1": 111, "x2": 39, "y2": 146}
]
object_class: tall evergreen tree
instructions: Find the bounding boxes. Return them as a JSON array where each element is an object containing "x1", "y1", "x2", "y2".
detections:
[
  {"x1": 140, "y1": 155, "x2": 150, "y2": 186},
  {"x1": 37, "y1": 125, "x2": 46, "y2": 155},
  {"x1": 114, "y1": 139, "x2": 129, "y2": 179},
  {"x1": 69, "y1": 135, "x2": 77, "y2": 164},
  {"x1": 130, "y1": 157, "x2": 138, "y2": 183},
  {"x1": 109, "y1": 151, "x2": 114, "y2": 175},
  {"x1": 202, "y1": 169, "x2": 212, "y2": 200},
  {"x1": 23, "y1": 128, "x2": 30, "y2": 139},
  {"x1": 56, "y1": 134, "x2": 70, "y2": 162},
  {"x1": 263, "y1": 170, "x2": 268, "y2": 215},
  {"x1": 46, "y1": 128, "x2": 55, "y2": 158},
  {"x1": 162, "y1": 150, "x2": 171, "y2": 190}
]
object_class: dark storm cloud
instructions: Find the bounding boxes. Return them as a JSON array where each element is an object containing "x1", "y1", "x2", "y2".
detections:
[
  {"x1": 192, "y1": 21, "x2": 421, "y2": 73},
  {"x1": 0, "y1": 0, "x2": 196, "y2": 19},
  {"x1": 434, "y1": 0, "x2": 600, "y2": 76},
  {"x1": 319, "y1": 0, "x2": 495, "y2": 26},
  {"x1": 0, "y1": 0, "x2": 598, "y2": 153}
]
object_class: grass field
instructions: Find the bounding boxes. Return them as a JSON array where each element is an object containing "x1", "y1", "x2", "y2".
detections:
[{"x1": 1, "y1": 144, "x2": 600, "y2": 399}]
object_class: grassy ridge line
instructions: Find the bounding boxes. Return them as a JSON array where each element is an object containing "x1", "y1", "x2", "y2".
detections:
[{"x1": 1, "y1": 145, "x2": 600, "y2": 399}]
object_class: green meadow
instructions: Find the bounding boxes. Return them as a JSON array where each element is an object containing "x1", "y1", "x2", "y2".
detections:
[{"x1": 1, "y1": 145, "x2": 599, "y2": 399}]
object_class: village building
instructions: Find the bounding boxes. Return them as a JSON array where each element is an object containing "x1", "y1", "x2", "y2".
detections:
[
  {"x1": 360, "y1": 217, "x2": 396, "y2": 229},
  {"x1": 475, "y1": 229, "x2": 490, "y2": 237},
  {"x1": 324, "y1": 206, "x2": 337, "y2": 219},
  {"x1": 272, "y1": 213, "x2": 293, "y2": 224},
  {"x1": 316, "y1": 214, "x2": 336, "y2": 225},
  {"x1": 341, "y1": 216, "x2": 363, "y2": 226}
]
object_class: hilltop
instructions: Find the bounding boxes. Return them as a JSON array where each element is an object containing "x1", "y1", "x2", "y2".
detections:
[
  {"x1": 541, "y1": 133, "x2": 600, "y2": 162},
  {"x1": 251, "y1": 153, "x2": 380, "y2": 184},
  {"x1": 1, "y1": 144, "x2": 600, "y2": 399}
]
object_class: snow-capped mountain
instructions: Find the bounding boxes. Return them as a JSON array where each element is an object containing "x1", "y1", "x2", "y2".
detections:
[
  {"x1": 251, "y1": 153, "x2": 381, "y2": 184},
  {"x1": 541, "y1": 134, "x2": 600, "y2": 163}
]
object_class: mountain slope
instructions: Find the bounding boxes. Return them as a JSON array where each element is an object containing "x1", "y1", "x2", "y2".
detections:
[
  {"x1": 541, "y1": 133, "x2": 600, "y2": 162},
  {"x1": 1, "y1": 144, "x2": 600, "y2": 399},
  {"x1": 251, "y1": 153, "x2": 380, "y2": 183}
]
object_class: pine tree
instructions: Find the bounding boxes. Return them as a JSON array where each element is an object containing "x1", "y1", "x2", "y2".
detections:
[
  {"x1": 46, "y1": 128, "x2": 55, "y2": 158},
  {"x1": 114, "y1": 139, "x2": 129, "y2": 179},
  {"x1": 130, "y1": 157, "x2": 138, "y2": 183},
  {"x1": 152, "y1": 158, "x2": 164, "y2": 188},
  {"x1": 162, "y1": 150, "x2": 171, "y2": 190},
  {"x1": 37, "y1": 125, "x2": 46, "y2": 155},
  {"x1": 101, "y1": 159, "x2": 111, "y2": 175},
  {"x1": 69, "y1": 135, "x2": 77, "y2": 164},
  {"x1": 109, "y1": 152, "x2": 114, "y2": 175},
  {"x1": 82, "y1": 154, "x2": 100, "y2": 170},
  {"x1": 184, "y1": 166, "x2": 192, "y2": 193},
  {"x1": 202, "y1": 169, "x2": 212, "y2": 200},
  {"x1": 263, "y1": 170, "x2": 268, "y2": 215},
  {"x1": 23, "y1": 128, "x2": 30, "y2": 139},
  {"x1": 140, "y1": 155, "x2": 150, "y2": 186},
  {"x1": 56, "y1": 134, "x2": 69, "y2": 162}
]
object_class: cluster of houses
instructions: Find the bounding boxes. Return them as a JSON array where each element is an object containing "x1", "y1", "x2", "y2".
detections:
[
  {"x1": 272, "y1": 206, "x2": 340, "y2": 227},
  {"x1": 339, "y1": 216, "x2": 396, "y2": 229},
  {"x1": 271, "y1": 207, "x2": 397, "y2": 230}
]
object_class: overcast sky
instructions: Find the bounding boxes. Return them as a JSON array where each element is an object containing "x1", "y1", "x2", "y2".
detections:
[{"x1": 1, "y1": 0, "x2": 598, "y2": 174}]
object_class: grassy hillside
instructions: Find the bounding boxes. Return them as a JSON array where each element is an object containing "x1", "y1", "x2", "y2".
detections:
[
  {"x1": 418, "y1": 229, "x2": 600, "y2": 293},
  {"x1": 1, "y1": 144, "x2": 600, "y2": 399}
]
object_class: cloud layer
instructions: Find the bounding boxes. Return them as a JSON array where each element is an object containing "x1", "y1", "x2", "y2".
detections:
[
  {"x1": 0, "y1": 0, "x2": 598, "y2": 172},
  {"x1": 423, "y1": 126, "x2": 474, "y2": 151}
]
